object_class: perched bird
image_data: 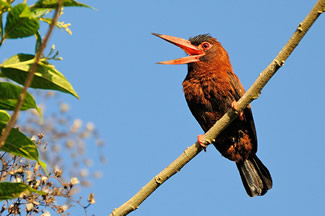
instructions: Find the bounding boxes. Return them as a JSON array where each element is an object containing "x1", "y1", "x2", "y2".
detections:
[{"x1": 153, "y1": 33, "x2": 272, "y2": 197}]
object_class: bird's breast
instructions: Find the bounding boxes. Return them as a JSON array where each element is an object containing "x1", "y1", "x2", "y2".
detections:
[
  {"x1": 182, "y1": 73, "x2": 235, "y2": 132},
  {"x1": 182, "y1": 73, "x2": 233, "y2": 112}
]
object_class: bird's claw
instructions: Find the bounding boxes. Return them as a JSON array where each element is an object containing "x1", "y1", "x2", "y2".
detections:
[
  {"x1": 197, "y1": 135, "x2": 207, "y2": 152},
  {"x1": 231, "y1": 101, "x2": 244, "y2": 121}
]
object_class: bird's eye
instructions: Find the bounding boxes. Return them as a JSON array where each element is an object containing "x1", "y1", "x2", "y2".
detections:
[{"x1": 201, "y1": 42, "x2": 211, "y2": 50}]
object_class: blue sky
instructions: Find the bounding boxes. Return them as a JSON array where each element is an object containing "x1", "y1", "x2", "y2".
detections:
[{"x1": 2, "y1": 0, "x2": 325, "y2": 215}]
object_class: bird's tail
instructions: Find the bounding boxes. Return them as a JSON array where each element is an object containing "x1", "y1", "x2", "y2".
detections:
[{"x1": 236, "y1": 155, "x2": 272, "y2": 197}]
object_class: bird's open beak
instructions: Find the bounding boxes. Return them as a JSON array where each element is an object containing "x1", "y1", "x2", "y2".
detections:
[{"x1": 152, "y1": 33, "x2": 205, "y2": 64}]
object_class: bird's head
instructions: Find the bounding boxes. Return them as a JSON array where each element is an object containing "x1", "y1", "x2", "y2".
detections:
[{"x1": 153, "y1": 33, "x2": 224, "y2": 65}]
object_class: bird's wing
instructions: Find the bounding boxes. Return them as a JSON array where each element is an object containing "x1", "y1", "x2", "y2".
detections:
[{"x1": 228, "y1": 70, "x2": 258, "y2": 145}]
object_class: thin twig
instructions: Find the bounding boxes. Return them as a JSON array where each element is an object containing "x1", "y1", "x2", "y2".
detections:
[
  {"x1": 110, "y1": 0, "x2": 325, "y2": 215},
  {"x1": 0, "y1": 0, "x2": 64, "y2": 148},
  {"x1": 66, "y1": 196, "x2": 89, "y2": 216}
]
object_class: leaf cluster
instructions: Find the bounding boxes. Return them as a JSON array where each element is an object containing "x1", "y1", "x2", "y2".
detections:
[{"x1": 0, "y1": 0, "x2": 92, "y2": 213}]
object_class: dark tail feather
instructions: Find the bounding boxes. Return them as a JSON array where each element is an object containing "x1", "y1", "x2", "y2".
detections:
[{"x1": 236, "y1": 155, "x2": 272, "y2": 197}]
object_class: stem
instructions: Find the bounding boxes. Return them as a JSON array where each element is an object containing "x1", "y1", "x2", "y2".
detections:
[
  {"x1": 110, "y1": 0, "x2": 325, "y2": 215},
  {"x1": 0, "y1": 0, "x2": 64, "y2": 148},
  {"x1": 0, "y1": 14, "x2": 3, "y2": 46}
]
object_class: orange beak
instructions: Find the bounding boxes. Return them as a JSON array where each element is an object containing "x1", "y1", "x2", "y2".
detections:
[{"x1": 152, "y1": 33, "x2": 205, "y2": 64}]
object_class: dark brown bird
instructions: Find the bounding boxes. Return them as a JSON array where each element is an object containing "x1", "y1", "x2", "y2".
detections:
[{"x1": 153, "y1": 33, "x2": 272, "y2": 197}]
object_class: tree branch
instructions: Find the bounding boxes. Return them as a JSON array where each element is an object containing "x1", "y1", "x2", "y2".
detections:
[
  {"x1": 110, "y1": 1, "x2": 325, "y2": 215},
  {"x1": 0, "y1": 0, "x2": 63, "y2": 148}
]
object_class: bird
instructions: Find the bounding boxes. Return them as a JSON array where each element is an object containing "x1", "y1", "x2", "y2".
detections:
[{"x1": 153, "y1": 33, "x2": 272, "y2": 197}]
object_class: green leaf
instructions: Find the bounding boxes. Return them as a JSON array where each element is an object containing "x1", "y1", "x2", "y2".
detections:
[
  {"x1": 30, "y1": 8, "x2": 49, "y2": 18},
  {"x1": 0, "y1": 121, "x2": 47, "y2": 172},
  {"x1": 0, "y1": 182, "x2": 46, "y2": 201},
  {"x1": 0, "y1": 82, "x2": 40, "y2": 115},
  {"x1": 4, "y1": 3, "x2": 39, "y2": 39},
  {"x1": 1, "y1": 54, "x2": 79, "y2": 99},
  {"x1": 0, "y1": 110, "x2": 10, "y2": 122},
  {"x1": 19, "y1": 4, "x2": 34, "y2": 18},
  {"x1": 32, "y1": 0, "x2": 92, "y2": 9}
]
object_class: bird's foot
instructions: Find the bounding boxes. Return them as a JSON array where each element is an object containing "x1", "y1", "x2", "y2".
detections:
[
  {"x1": 231, "y1": 101, "x2": 244, "y2": 121},
  {"x1": 197, "y1": 135, "x2": 207, "y2": 152}
]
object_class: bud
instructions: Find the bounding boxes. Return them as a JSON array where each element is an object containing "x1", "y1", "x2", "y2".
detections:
[
  {"x1": 70, "y1": 177, "x2": 80, "y2": 186},
  {"x1": 88, "y1": 193, "x2": 95, "y2": 204},
  {"x1": 26, "y1": 203, "x2": 33, "y2": 212},
  {"x1": 54, "y1": 166, "x2": 63, "y2": 178},
  {"x1": 41, "y1": 176, "x2": 48, "y2": 184}
]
